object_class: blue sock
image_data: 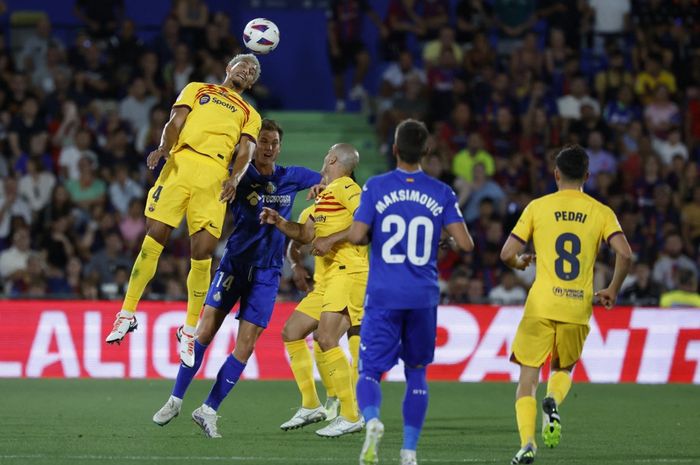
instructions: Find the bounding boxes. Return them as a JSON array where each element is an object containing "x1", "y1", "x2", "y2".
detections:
[
  {"x1": 172, "y1": 340, "x2": 208, "y2": 399},
  {"x1": 403, "y1": 366, "x2": 428, "y2": 451},
  {"x1": 204, "y1": 354, "x2": 246, "y2": 411},
  {"x1": 357, "y1": 371, "x2": 382, "y2": 422}
]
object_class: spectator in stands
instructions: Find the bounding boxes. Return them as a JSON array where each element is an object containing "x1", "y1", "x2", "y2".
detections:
[
  {"x1": 463, "y1": 30, "x2": 496, "y2": 75},
  {"x1": 119, "y1": 199, "x2": 146, "y2": 251},
  {"x1": 84, "y1": 230, "x2": 130, "y2": 284},
  {"x1": 384, "y1": 0, "x2": 424, "y2": 61},
  {"x1": 510, "y1": 32, "x2": 543, "y2": 78},
  {"x1": 443, "y1": 269, "x2": 471, "y2": 303},
  {"x1": 466, "y1": 277, "x2": 487, "y2": 304},
  {"x1": 644, "y1": 85, "x2": 680, "y2": 139},
  {"x1": 570, "y1": 102, "x2": 611, "y2": 147},
  {"x1": 59, "y1": 129, "x2": 98, "y2": 181},
  {"x1": 595, "y1": 50, "x2": 634, "y2": 104},
  {"x1": 418, "y1": 0, "x2": 450, "y2": 41},
  {"x1": 488, "y1": 269, "x2": 526, "y2": 305},
  {"x1": 109, "y1": 163, "x2": 144, "y2": 216},
  {"x1": 0, "y1": 177, "x2": 32, "y2": 246},
  {"x1": 437, "y1": 102, "x2": 476, "y2": 155},
  {"x1": 652, "y1": 233, "x2": 698, "y2": 291},
  {"x1": 653, "y1": 130, "x2": 688, "y2": 167},
  {"x1": 175, "y1": 0, "x2": 209, "y2": 48},
  {"x1": 163, "y1": 42, "x2": 193, "y2": 94},
  {"x1": 41, "y1": 214, "x2": 75, "y2": 273},
  {"x1": 635, "y1": 53, "x2": 677, "y2": 104},
  {"x1": 620, "y1": 262, "x2": 661, "y2": 306},
  {"x1": 603, "y1": 85, "x2": 639, "y2": 134},
  {"x1": 681, "y1": 185, "x2": 700, "y2": 254},
  {"x1": 65, "y1": 156, "x2": 106, "y2": 211},
  {"x1": 493, "y1": 0, "x2": 537, "y2": 55},
  {"x1": 452, "y1": 133, "x2": 494, "y2": 183},
  {"x1": 119, "y1": 77, "x2": 157, "y2": 136},
  {"x1": 585, "y1": 131, "x2": 617, "y2": 185},
  {"x1": 423, "y1": 26, "x2": 463, "y2": 68},
  {"x1": 74, "y1": 0, "x2": 124, "y2": 40},
  {"x1": 150, "y1": 17, "x2": 180, "y2": 65},
  {"x1": 557, "y1": 76, "x2": 600, "y2": 120},
  {"x1": 108, "y1": 19, "x2": 145, "y2": 85},
  {"x1": 8, "y1": 96, "x2": 47, "y2": 159},
  {"x1": 377, "y1": 49, "x2": 427, "y2": 115},
  {"x1": 0, "y1": 227, "x2": 32, "y2": 293},
  {"x1": 543, "y1": 28, "x2": 572, "y2": 91},
  {"x1": 18, "y1": 158, "x2": 56, "y2": 214},
  {"x1": 462, "y1": 163, "x2": 506, "y2": 223},
  {"x1": 660, "y1": 269, "x2": 700, "y2": 308},
  {"x1": 17, "y1": 16, "x2": 64, "y2": 74},
  {"x1": 586, "y1": 0, "x2": 630, "y2": 55},
  {"x1": 326, "y1": 0, "x2": 386, "y2": 112},
  {"x1": 14, "y1": 133, "x2": 53, "y2": 175},
  {"x1": 455, "y1": 0, "x2": 491, "y2": 45}
]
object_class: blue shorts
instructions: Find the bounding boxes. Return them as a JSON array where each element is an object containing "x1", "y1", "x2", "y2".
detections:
[
  {"x1": 204, "y1": 260, "x2": 281, "y2": 329},
  {"x1": 359, "y1": 306, "x2": 437, "y2": 374}
]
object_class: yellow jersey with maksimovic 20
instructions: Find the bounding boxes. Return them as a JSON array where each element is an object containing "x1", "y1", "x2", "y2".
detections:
[
  {"x1": 510, "y1": 189, "x2": 623, "y2": 325},
  {"x1": 172, "y1": 82, "x2": 261, "y2": 169},
  {"x1": 313, "y1": 176, "x2": 368, "y2": 274}
]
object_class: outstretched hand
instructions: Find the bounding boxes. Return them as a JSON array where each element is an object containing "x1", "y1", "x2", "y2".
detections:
[
  {"x1": 146, "y1": 147, "x2": 168, "y2": 170},
  {"x1": 220, "y1": 177, "x2": 238, "y2": 203},
  {"x1": 306, "y1": 183, "x2": 326, "y2": 201},
  {"x1": 311, "y1": 236, "x2": 334, "y2": 256},
  {"x1": 513, "y1": 253, "x2": 535, "y2": 270},
  {"x1": 259, "y1": 207, "x2": 280, "y2": 225},
  {"x1": 594, "y1": 288, "x2": 617, "y2": 310}
]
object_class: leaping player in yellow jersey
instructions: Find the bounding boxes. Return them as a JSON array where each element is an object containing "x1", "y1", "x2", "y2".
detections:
[
  {"x1": 260, "y1": 143, "x2": 367, "y2": 437},
  {"x1": 500, "y1": 145, "x2": 632, "y2": 464},
  {"x1": 105, "y1": 54, "x2": 263, "y2": 368}
]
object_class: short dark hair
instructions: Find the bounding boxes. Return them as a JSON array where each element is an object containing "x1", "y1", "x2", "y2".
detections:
[
  {"x1": 555, "y1": 145, "x2": 589, "y2": 181},
  {"x1": 395, "y1": 119, "x2": 429, "y2": 164},
  {"x1": 260, "y1": 118, "x2": 283, "y2": 141}
]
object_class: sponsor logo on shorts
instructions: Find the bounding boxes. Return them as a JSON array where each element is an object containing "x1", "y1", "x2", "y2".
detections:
[
  {"x1": 213, "y1": 291, "x2": 222, "y2": 302},
  {"x1": 552, "y1": 286, "x2": 584, "y2": 300},
  {"x1": 148, "y1": 204, "x2": 155, "y2": 212},
  {"x1": 199, "y1": 94, "x2": 211, "y2": 104}
]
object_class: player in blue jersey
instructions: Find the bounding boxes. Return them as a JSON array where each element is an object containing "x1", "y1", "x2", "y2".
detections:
[
  {"x1": 348, "y1": 119, "x2": 474, "y2": 465},
  {"x1": 151, "y1": 119, "x2": 322, "y2": 437}
]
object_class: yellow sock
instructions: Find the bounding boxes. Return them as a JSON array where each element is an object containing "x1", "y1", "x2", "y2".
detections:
[
  {"x1": 285, "y1": 340, "x2": 321, "y2": 409},
  {"x1": 515, "y1": 396, "x2": 537, "y2": 448},
  {"x1": 547, "y1": 370, "x2": 572, "y2": 406},
  {"x1": 321, "y1": 346, "x2": 359, "y2": 422},
  {"x1": 348, "y1": 335, "x2": 360, "y2": 391},
  {"x1": 185, "y1": 258, "x2": 212, "y2": 327},
  {"x1": 122, "y1": 235, "x2": 164, "y2": 312},
  {"x1": 314, "y1": 341, "x2": 335, "y2": 398}
]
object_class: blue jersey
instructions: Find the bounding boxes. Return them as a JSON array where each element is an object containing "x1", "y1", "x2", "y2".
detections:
[
  {"x1": 354, "y1": 169, "x2": 464, "y2": 309},
  {"x1": 225, "y1": 163, "x2": 321, "y2": 268}
]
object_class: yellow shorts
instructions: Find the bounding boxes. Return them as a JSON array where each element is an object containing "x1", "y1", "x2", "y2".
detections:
[
  {"x1": 145, "y1": 148, "x2": 228, "y2": 238},
  {"x1": 321, "y1": 268, "x2": 367, "y2": 326},
  {"x1": 296, "y1": 287, "x2": 324, "y2": 321},
  {"x1": 511, "y1": 317, "x2": 590, "y2": 369}
]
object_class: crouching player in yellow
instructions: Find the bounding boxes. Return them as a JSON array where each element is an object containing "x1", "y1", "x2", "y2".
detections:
[
  {"x1": 261, "y1": 143, "x2": 366, "y2": 437},
  {"x1": 500, "y1": 145, "x2": 632, "y2": 464}
]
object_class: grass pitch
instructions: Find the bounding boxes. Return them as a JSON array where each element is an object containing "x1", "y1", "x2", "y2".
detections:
[{"x1": 0, "y1": 379, "x2": 698, "y2": 465}]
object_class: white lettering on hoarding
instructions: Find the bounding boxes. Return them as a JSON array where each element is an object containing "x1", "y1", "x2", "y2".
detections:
[
  {"x1": 26, "y1": 311, "x2": 79, "y2": 377},
  {"x1": 461, "y1": 307, "x2": 521, "y2": 382},
  {"x1": 152, "y1": 311, "x2": 183, "y2": 378},
  {"x1": 84, "y1": 312, "x2": 125, "y2": 378},
  {"x1": 685, "y1": 341, "x2": 700, "y2": 384},
  {"x1": 630, "y1": 309, "x2": 700, "y2": 383},
  {"x1": 579, "y1": 317, "x2": 629, "y2": 383},
  {"x1": 130, "y1": 313, "x2": 147, "y2": 378}
]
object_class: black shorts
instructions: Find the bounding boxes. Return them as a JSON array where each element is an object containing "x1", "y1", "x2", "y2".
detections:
[{"x1": 329, "y1": 40, "x2": 367, "y2": 74}]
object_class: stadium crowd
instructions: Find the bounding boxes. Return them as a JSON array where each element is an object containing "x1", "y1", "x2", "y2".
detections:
[{"x1": 0, "y1": 0, "x2": 698, "y2": 306}]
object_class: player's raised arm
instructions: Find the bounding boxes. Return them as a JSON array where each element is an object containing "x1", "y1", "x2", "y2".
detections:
[
  {"x1": 260, "y1": 207, "x2": 315, "y2": 244},
  {"x1": 147, "y1": 106, "x2": 190, "y2": 169},
  {"x1": 221, "y1": 135, "x2": 256, "y2": 202},
  {"x1": 595, "y1": 233, "x2": 633, "y2": 309}
]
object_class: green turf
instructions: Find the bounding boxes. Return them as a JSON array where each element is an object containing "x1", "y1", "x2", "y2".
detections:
[{"x1": 0, "y1": 380, "x2": 698, "y2": 465}]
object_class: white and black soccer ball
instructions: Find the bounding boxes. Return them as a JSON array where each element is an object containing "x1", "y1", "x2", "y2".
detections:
[{"x1": 242, "y1": 18, "x2": 280, "y2": 55}]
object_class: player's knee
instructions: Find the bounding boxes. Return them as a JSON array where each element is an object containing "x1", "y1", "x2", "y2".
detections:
[
  {"x1": 232, "y1": 342, "x2": 255, "y2": 362},
  {"x1": 316, "y1": 334, "x2": 338, "y2": 352}
]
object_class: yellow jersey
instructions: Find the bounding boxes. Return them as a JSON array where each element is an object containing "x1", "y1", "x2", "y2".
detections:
[
  {"x1": 172, "y1": 82, "x2": 261, "y2": 169},
  {"x1": 298, "y1": 205, "x2": 326, "y2": 283},
  {"x1": 511, "y1": 189, "x2": 623, "y2": 325},
  {"x1": 313, "y1": 176, "x2": 368, "y2": 274}
]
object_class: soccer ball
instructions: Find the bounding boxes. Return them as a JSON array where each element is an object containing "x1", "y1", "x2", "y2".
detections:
[{"x1": 242, "y1": 18, "x2": 280, "y2": 55}]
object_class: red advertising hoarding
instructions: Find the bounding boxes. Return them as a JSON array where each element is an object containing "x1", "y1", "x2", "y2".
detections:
[{"x1": 1, "y1": 301, "x2": 699, "y2": 383}]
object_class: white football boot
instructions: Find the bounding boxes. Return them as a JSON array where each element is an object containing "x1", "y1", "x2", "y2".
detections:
[
  {"x1": 153, "y1": 396, "x2": 182, "y2": 426},
  {"x1": 316, "y1": 415, "x2": 363, "y2": 438},
  {"x1": 400, "y1": 449, "x2": 418, "y2": 465},
  {"x1": 192, "y1": 405, "x2": 221, "y2": 438},
  {"x1": 324, "y1": 396, "x2": 340, "y2": 422},
  {"x1": 359, "y1": 418, "x2": 384, "y2": 465},
  {"x1": 280, "y1": 406, "x2": 326, "y2": 430},
  {"x1": 179, "y1": 328, "x2": 196, "y2": 368},
  {"x1": 105, "y1": 312, "x2": 138, "y2": 344}
]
